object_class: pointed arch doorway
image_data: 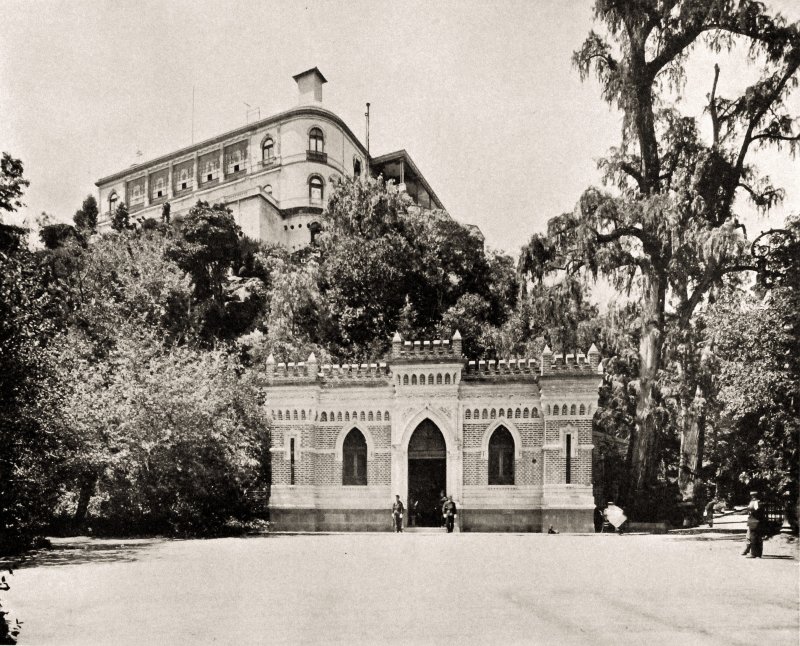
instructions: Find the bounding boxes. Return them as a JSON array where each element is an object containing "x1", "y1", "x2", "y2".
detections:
[{"x1": 408, "y1": 419, "x2": 447, "y2": 527}]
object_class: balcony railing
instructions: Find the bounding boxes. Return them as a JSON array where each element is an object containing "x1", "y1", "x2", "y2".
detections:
[{"x1": 306, "y1": 150, "x2": 327, "y2": 164}]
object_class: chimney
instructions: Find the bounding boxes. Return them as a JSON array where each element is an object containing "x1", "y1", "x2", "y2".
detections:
[{"x1": 293, "y1": 67, "x2": 327, "y2": 105}]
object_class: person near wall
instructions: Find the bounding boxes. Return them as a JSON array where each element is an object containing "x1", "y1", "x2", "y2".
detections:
[
  {"x1": 704, "y1": 498, "x2": 717, "y2": 528},
  {"x1": 742, "y1": 491, "x2": 764, "y2": 558},
  {"x1": 443, "y1": 496, "x2": 457, "y2": 533},
  {"x1": 392, "y1": 495, "x2": 404, "y2": 533}
]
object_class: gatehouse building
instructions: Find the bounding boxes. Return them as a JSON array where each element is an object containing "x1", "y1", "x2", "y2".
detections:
[{"x1": 266, "y1": 332, "x2": 603, "y2": 533}]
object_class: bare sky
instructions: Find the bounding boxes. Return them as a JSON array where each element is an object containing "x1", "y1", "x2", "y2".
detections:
[{"x1": 1, "y1": 0, "x2": 798, "y2": 254}]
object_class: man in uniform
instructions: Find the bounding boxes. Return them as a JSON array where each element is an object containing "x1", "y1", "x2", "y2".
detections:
[
  {"x1": 443, "y1": 495, "x2": 457, "y2": 533},
  {"x1": 392, "y1": 495, "x2": 404, "y2": 533},
  {"x1": 742, "y1": 491, "x2": 764, "y2": 557}
]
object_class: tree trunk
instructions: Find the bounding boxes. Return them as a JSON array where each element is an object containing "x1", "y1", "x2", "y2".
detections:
[
  {"x1": 628, "y1": 273, "x2": 666, "y2": 508},
  {"x1": 678, "y1": 391, "x2": 706, "y2": 526},
  {"x1": 73, "y1": 473, "x2": 97, "y2": 527}
]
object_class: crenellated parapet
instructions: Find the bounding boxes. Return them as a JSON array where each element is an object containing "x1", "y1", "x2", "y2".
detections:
[
  {"x1": 265, "y1": 352, "x2": 391, "y2": 385},
  {"x1": 462, "y1": 357, "x2": 540, "y2": 382},
  {"x1": 391, "y1": 331, "x2": 462, "y2": 361},
  {"x1": 539, "y1": 344, "x2": 601, "y2": 376}
]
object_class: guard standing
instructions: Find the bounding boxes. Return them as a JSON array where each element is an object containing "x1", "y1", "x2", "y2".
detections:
[
  {"x1": 392, "y1": 495, "x2": 404, "y2": 533},
  {"x1": 443, "y1": 496, "x2": 457, "y2": 533},
  {"x1": 742, "y1": 491, "x2": 764, "y2": 557}
]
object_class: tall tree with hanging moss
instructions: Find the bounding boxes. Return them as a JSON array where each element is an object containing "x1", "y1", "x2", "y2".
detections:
[{"x1": 520, "y1": 1, "x2": 800, "y2": 517}]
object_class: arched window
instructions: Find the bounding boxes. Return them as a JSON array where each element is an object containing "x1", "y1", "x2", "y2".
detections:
[
  {"x1": 515, "y1": 408, "x2": 521, "y2": 419},
  {"x1": 293, "y1": 410, "x2": 298, "y2": 420},
  {"x1": 445, "y1": 374, "x2": 451, "y2": 385},
  {"x1": 506, "y1": 408, "x2": 513, "y2": 419},
  {"x1": 489, "y1": 426, "x2": 515, "y2": 485},
  {"x1": 262, "y1": 137, "x2": 274, "y2": 161},
  {"x1": 473, "y1": 409, "x2": 479, "y2": 419},
  {"x1": 309, "y1": 175, "x2": 324, "y2": 204},
  {"x1": 321, "y1": 412, "x2": 327, "y2": 422},
  {"x1": 376, "y1": 411, "x2": 382, "y2": 421},
  {"x1": 419, "y1": 374, "x2": 426, "y2": 386},
  {"x1": 482, "y1": 409, "x2": 488, "y2": 420},
  {"x1": 359, "y1": 411, "x2": 365, "y2": 421},
  {"x1": 353, "y1": 157, "x2": 362, "y2": 177},
  {"x1": 301, "y1": 410, "x2": 306, "y2": 420},
  {"x1": 562, "y1": 404, "x2": 568, "y2": 416},
  {"x1": 552, "y1": 405, "x2": 559, "y2": 416},
  {"x1": 337, "y1": 412, "x2": 342, "y2": 422},
  {"x1": 368, "y1": 411, "x2": 374, "y2": 421},
  {"x1": 277, "y1": 411, "x2": 283, "y2": 420},
  {"x1": 345, "y1": 412, "x2": 350, "y2": 422},
  {"x1": 384, "y1": 411, "x2": 390, "y2": 421},
  {"x1": 403, "y1": 375, "x2": 409, "y2": 385},
  {"x1": 412, "y1": 375, "x2": 417, "y2": 385},
  {"x1": 490, "y1": 409, "x2": 497, "y2": 419},
  {"x1": 579, "y1": 404, "x2": 586, "y2": 415},
  {"x1": 465, "y1": 409, "x2": 472, "y2": 420},
  {"x1": 308, "y1": 127, "x2": 324, "y2": 153},
  {"x1": 342, "y1": 428, "x2": 367, "y2": 485},
  {"x1": 436, "y1": 374, "x2": 442, "y2": 385},
  {"x1": 532, "y1": 407, "x2": 539, "y2": 417},
  {"x1": 429, "y1": 374, "x2": 434, "y2": 385},
  {"x1": 570, "y1": 404, "x2": 576, "y2": 416},
  {"x1": 523, "y1": 408, "x2": 529, "y2": 418},
  {"x1": 108, "y1": 191, "x2": 118, "y2": 215}
]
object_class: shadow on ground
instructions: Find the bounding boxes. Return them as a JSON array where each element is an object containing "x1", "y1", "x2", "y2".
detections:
[{"x1": 1, "y1": 539, "x2": 160, "y2": 570}]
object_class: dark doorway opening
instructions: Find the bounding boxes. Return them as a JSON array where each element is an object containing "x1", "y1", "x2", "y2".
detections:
[{"x1": 408, "y1": 419, "x2": 446, "y2": 527}]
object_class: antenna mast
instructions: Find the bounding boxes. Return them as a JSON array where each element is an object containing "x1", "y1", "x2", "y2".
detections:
[
  {"x1": 365, "y1": 102, "x2": 371, "y2": 176},
  {"x1": 191, "y1": 86, "x2": 196, "y2": 144}
]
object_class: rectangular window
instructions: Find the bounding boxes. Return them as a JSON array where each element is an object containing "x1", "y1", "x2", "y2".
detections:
[
  {"x1": 198, "y1": 151, "x2": 220, "y2": 184},
  {"x1": 224, "y1": 140, "x2": 248, "y2": 176},
  {"x1": 290, "y1": 438, "x2": 296, "y2": 485},
  {"x1": 565, "y1": 434, "x2": 572, "y2": 484},
  {"x1": 173, "y1": 159, "x2": 194, "y2": 194}
]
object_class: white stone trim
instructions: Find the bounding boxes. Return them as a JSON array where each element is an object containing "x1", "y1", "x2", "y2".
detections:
[{"x1": 479, "y1": 418, "x2": 523, "y2": 459}]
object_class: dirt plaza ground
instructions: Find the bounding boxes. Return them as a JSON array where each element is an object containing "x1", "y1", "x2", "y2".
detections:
[{"x1": 5, "y1": 531, "x2": 798, "y2": 645}]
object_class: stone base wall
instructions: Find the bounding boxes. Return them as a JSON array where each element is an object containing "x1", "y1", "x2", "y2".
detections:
[
  {"x1": 460, "y1": 509, "x2": 542, "y2": 532},
  {"x1": 270, "y1": 508, "x2": 392, "y2": 532}
]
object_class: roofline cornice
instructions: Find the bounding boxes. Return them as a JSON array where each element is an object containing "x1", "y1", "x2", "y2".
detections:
[{"x1": 96, "y1": 104, "x2": 368, "y2": 186}]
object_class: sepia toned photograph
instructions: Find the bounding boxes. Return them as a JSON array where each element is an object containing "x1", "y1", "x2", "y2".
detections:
[{"x1": 0, "y1": 1, "x2": 798, "y2": 644}]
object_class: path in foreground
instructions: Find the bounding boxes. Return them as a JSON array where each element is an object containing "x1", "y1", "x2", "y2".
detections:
[{"x1": 8, "y1": 532, "x2": 798, "y2": 645}]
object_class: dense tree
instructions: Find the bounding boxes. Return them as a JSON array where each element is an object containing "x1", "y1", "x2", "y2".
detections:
[
  {"x1": 0, "y1": 156, "x2": 66, "y2": 552},
  {"x1": 522, "y1": 1, "x2": 800, "y2": 517},
  {"x1": 317, "y1": 176, "x2": 517, "y2": 358},
  {"x1": 110, "y1": 202, "x2": 130, "y2": 232},
  {"x1": 73, "y1": 195, "x2": 99, "y2": 233}
]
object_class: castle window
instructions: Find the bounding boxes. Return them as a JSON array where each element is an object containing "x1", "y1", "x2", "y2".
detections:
[
  {"x1": 262, "y1": 137, "x2": 275, "y2": 161},
  {"x1": 465, "y1": 409, "x2": 472, "y2": 420},
  {"x1": 412, "y1": 375, "x2": 417, "y2": 385},
  {"x1": 277, "y1": 410, "x2": 283, "y2": 421},
  {"x1": 337, "y1": 412, "x2": 342, "y2": 422},
  {"x1": 368, "y1": 411, "x2": 374, "y2": 421},
  {"x1": 473, "y1": 409, "x2": 479, "y2": 419},
  {"x1": 445, "y1": 374, "x2": 451, "y2": 385},
  {"x1": 482, "y1": 409, "x2": 488, "y2": 420},
  {"x1": 579, "y1": 404, "x2": 586, "y2": 415},
  {"x1": 308, "y1": 127, "x2": 325, "y2": 153},
  {"x1": 436, "y1": 374, "x2": 442, "y2": 385},
  {"x1": 429, "y1": 374, "x2": 434, "y2": 385},
  {"x1": 532, "y1": 407, "x2": 538, "y2": 417},
  {"x1": 108, "y1": 191, "x2": 118, "y2": 215},
  {"x1": 321, "y1": 412, "x2": 327, "y2": 422},
  {"x1": 293, "y1": 410, "x2": 298, "y2": 420},
  {"x1": 360, "y1": 411, "x2": 365, "y2": 422},
  {"x1": 506, "y1": 408, "x2": 513, "y2": 419},
  {"x1": 289, "y1": 437, "x2": 296, "y2": 485},
  {"x1": 570, "y1": 404, "x2": 576, "y2": 416},
  {"x1": 342, "y1": 428, "x2": 368, "y2": 486},
  {"x1": 565, "y1": 433, "x2": 572, "y2": 484},
  {"x1": 309, "y1": 175, "x2": 324, "y2": 204},
  {"x1": 301, "y1": 410, "x2": 306, "y2": 420},
  {"x1": 523, "y1": 408, "x2": 529, "y2": 418},
  {"x1": 403, "y1": 375, "x2": 409, "y2": 385},
  {"x1": 490, "y1": 409, "x2": 496, "y2": 419},
  {"x1": 552, "y1": 405, "x2": 559, "y2": 416},
  {"x1": 562, "y1": 404, "x2": 568, "y2": 416},
  {"x1": 345, "y1": 412, "x2": 350, "y2": 422},
  {"x1": 515, "y1": 408, "x2": 521, "y2": 419},
  {"x1": 385, "y1": 411, "x2": 390, "y2": 421},
  {"x1": 488, "y1": 426, "x2": 515, "y2": 485},
  {"x1": 376, "y1": 411, "x2": 382, "y2": 421},
  {"x1": 419, "y1": 374, "x2": 426, "y2": 386}
]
